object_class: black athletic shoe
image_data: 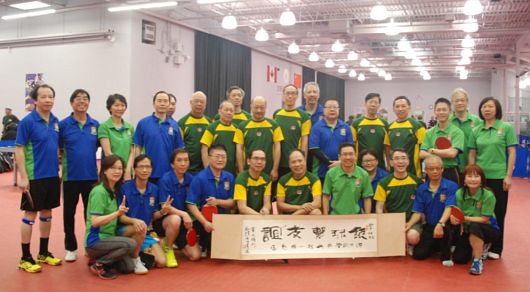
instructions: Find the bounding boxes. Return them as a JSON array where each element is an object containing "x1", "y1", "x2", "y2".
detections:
[{"x1": 90, "y1": 262, "x2": 117, "y2": 280}]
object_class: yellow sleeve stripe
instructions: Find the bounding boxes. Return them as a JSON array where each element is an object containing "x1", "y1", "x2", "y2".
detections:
[
  {"x1": 273, "y1": 127, "x2": 285, "y2": 142},
  {"x1": 276, "y1": 183, "x2": 286, "y2": 198},
  {"x1": 200, "y1": 129, "x2": 214, "y2": 146},
  {"x1": 301, "y1": 120, "x2": 311, "y2": 136},
  {"x1": 233, "y1": 128, "x2": 244, "y2": 144},
  {"x1": 373, "y1": 185, "x2": 387, "y2": 201},
  {"x1": 312, "y1": 179, "x2": 322, "y2": 196},
  {"x1": 264, "y1": 182, "x2": 272, "y2": 196},
  {"x1": 233, "y1": 184, "x2": 247, "y2": 201}
]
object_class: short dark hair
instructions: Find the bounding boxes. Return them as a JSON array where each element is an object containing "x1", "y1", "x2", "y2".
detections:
[
  {"x1": 208, "y1": 144, "x2": 227, "y2": 156},
  {"x1": 365, "y1": 93, "x2": 381, "y2": 103},
  {"x1": 248, "y1": 149, "x2": 266, "y2": 159},
  {"x1": 99, "y1": 155, "x2": 124, "y2": 199},
  {"x1": 359, "y1": 149, "x2": 379, "y2": 162},
  {"x1": 30, "y1": 84, "x2": 55, "y2": 100},
  {"x1": 391, "y1": 148, "x2": 409, "y2": 159},
  {"x1": 338, "y1": 143, "x2": 355, "y2": 155},
  {"x1": 288, "y1": 149, "x2": 305, "y2": 160},
  {"x1": 152, "y1": 91, "x2": 169, "y2": 103},
  {"x1": 170, "y1": 149, "x2": 189, "y2": 164},
  {"x1": 133, "y1": 154, "x2": 152, "y2": 168},
  {"x1": 282, "y1": 84, "x2": 298, "y2": 93},
  {"x1": 106, "y1": 94, "x2": 128, "y2": 114},
  {"x1": 461, "y1": 164, "x2": 487, "y2": 195},
  {"x1": 168, "y1": 93, "x2": 176, "y2": 102},
  {"x1": 393, "y1": 96, "x2": 410, "y2": 106},
  {"x1": 478, "y1": 97, "x2": 502, "y2": 120},
  {"x1": 70, "y1": 89, "x2": 90, "y2": 103},
  {"x1": 226, "y1": 86, "x2": 245, "y2": 98},
  {"x1": 434, "y1": 97, "x2": 451, "y2": 109}
]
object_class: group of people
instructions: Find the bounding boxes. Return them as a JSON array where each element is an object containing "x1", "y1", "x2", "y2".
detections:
[{"x1": 13, "y1": 82, "x2": 516, "y2": 280}]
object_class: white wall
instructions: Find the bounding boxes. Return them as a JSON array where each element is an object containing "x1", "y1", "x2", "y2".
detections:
[
  {"x1": 344, "y1": 77, "x2": 492, "y2": 120},
  {"x1": 0, "y1": 9, "x2": 132, "y2": 123},
  {"x1": 251, "y1": 51, "x2": 303, "y2": 117}
]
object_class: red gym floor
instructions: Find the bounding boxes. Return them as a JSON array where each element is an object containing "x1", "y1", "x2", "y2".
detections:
[{"x1": 0, "y1": 171, "x2": 528, "y2": 292}]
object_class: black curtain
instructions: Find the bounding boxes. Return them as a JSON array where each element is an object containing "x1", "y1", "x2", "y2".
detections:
[
  {"x1": 302, "y1": 66, "x2": 315, "y2": 85},
  {"x1": 195, "y1": 31, "x2": 251, "y2": 117},
  {"x1": 316, "y1": 72, "x2": 346, "y2": 120}
]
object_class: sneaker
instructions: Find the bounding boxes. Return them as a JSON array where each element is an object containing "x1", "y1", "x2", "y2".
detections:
[
  {"x1": 480, "y1": 243, "x2": 492, "y2": 260},
  {"x1": 487, "y1": 252, "x2": 500, "y2": 260},
  {"x1": 19, "y1": 257, "x2": 42, "y2": 273},
  {"x1": 65, "y1": 250, "x2": 77, "y2": 262},
  {"x1": 37, "y1": 252, "x2": 62, "y2": 266},
  {"x1": 165, "y1": 247, "x2": 178, "y2": 268},
  {"x1": 201, "y1": 250, "x2": 208, "y2": 258},
  {"x1": 442, "y1": 260, "x2": 454, "y2": 267},
  {"x1": 133, "y1": 257, "x2": 148, "y2": 275},
  {"x1": 90, "y1": 263, "x2": 117, "y2": 280},
  {"x1": 469, "y1": 259, "x2": 483, "y2": 275},
  {"x1": 407, "y1": 245, "x2": 414, "y2": 256}
]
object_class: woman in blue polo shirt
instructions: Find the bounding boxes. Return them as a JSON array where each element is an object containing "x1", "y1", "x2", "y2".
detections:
[{"x1": 359, "y1": 149, "x2": 388, "y2": 213}]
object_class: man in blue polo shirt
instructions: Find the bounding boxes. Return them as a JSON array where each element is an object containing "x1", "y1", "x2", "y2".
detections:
[
  {"x1": 59, "y1": 89, "x2": 99, "y2": 262},
  {"x1": 309, "y1": 99, "x2": 354, "y2": 182},
  {"x1": 186, "y1": 144, "x2": 235, "y2": 257},
  {"x1": 405, "y1": 155, "x2": 458, "y2": 266},
  {"x1": 134, "y1": 91, "x2": 184, "y2": 184},
  {"x1": 155, "y1": 149, "x2": 201, "y2": 266},
  {"x1": 16, "y1": 84, "x2": 62, "y2": 273},
  {"x1": 298, "y1": 82, "x2": 324, "y2": 172}
]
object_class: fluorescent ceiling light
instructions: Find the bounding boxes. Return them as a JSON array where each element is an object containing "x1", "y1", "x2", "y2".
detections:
[
  {"x1": 385, "y1": 73, "x2": 392, "y2": 80},
  {"x1": 347, "y1": 51, "x2": 359, "y2": 61},
  {"x1": 378, "y1": 70, "x2": 386, "y2": 77},
  {"x1": 338, "y1": 65, "x2": 347, "y2": 74},
  {"x1": 463, "y1": 0, "x2": 483, "y2": 16},
  {"x1": 384, "y1": 18, "x2": 400, "y2": 36},
  {"x1": 423, "y1": 73, "x2": 431, "y2": 80},
  {"x1": 221, "y1": 15, "x2": 237, "y2": 29},
  {"x1": 411, "y1": 58, "x2": 422, "y2": 66},
  {"x1": 308, "y1": 51, "x2": 319, "y2": 62},
  {"x1": 331, "y1": 40, "x2": 344, "y2": 52},
  {"x1": 461, "y1": 35, "x2": 475, "y2": 48},
  {"x1": 325, "y1": 59, "x2": 335, "y2": 68},
  {"x1": 255, "y1": 27, "x2": 269, "y2": 41},
  {"x1": 458, "y1": 56, "x2": 471, "y2": 65},
  {"x1": 279, "y1": 9, "x2": 296, "y2": 26},
  {"x1": 370, "y1": 4, "x2": 388, "y2": 21},
  {"x1": 369, "y1": 67, "x2": 379, "y2": 73},
  {"x1": 2, "y1": 8, "x2": 55, "y2": 20},
  {"x1": 360, "y1": 58, "x2": 370, "y2": 67},
  {"x1": 455, "y1": 66, "x2": 465, "y2": 71},
  {"x1": 10, "y1": 1, "x2": 50, "y2": 10},
  {"x1": 358, "y1": 73, "x2": 366, "y2": 81},
  {"x1": 459, "y1": 71, "x2": 468, "y2": 79},
  {"x1": 404, "y1": 49, "x2": 416, "y2": 59},
  {"x1": 397, "y1": 37, "x2": 411, "y2": 52},
  {"x1": 420, "y1": 70, "x2": 429, "y2": 76},
  {"x1": 108, "y1": 1, "x2": 177, "y2": 12},
  {"x1": 348, "y1": 69, "x2": 357, "y2": 78},
  {"x1": 461, "y1": 48, "x2": 473, "y2": 58},
  {"x1": 462, "y1": 17, "x2": 479, "y2": 33},
  {"x1": 288, "y1": 41, "x2": 300, "y2": 54}
]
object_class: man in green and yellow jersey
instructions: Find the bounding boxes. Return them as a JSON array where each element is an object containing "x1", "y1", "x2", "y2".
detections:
[
  {"x1": 277, "y1": 150, "x2": 322, "y2": 215},
  {"x1": 236, "y1": 96, "x2": 283, "y2": 182},
  {"x1": 273, "y1": 84, "x2": 311, "y2": 178},
  {"x1": 178, "y1": 91, "x2": 211, "y2": 174},
  {"x1": 351, "y1": 92, "x2": 390, "y2": 169},
  {"x1": 213, "y1": 86, "x2": 251, "y2": 127},
  {"x1": 449, "y1": 88, "x2": 482, "y2": 172},
  {"x1": 201, "y1": 101, "x2": 243, "y2": 175},
  {"x1": 385, "y1": 96, "x2": 426, "y2": 177},
  {"x1": 234, "y1": 149, "x2": 272, "y2": 215}
]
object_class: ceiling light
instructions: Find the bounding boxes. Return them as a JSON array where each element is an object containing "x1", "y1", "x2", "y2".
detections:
[
  {"x1": 331, "y1": 40, "x2": 344, "y2": 52},
  {"x1": 461, "y1": 35, "x2": 475, "y2": 48},
  {"x1": 369, "y1": 67, "x2": 379, "y2": 73},
  {"x1": 384, "y1": 18, "x2": 400, "y2": 36},
  {"x1": 279, "y1": 8, "x2": 296, "y2": 26},
  {"x1": 462, "y1": 17, "x2": 479, "y2": 33},
  {"x1": 9, "y1": 1, "x2": 50, "y2": 10},
  {"x1": 397, "y1": 37, "x2": 411, "y2": 52},
  {"x1": 347, "y1": 51, "x2": 359, "y2": 61},
  {"x1": 459, "y1": 56, "x2": 471, "y2": 65},
  {"x1": 423, "y1": 73, "x2": 431, "y2": 80},
  {"x1": 325, "y1": 59, "x2": 335, "y2": 68},
  {"x1": 308, "y1": 51, "x2": 319, "y2": 62},
  {"x1": 338, "y1": 65, "x2": 347, "y2": 74},
  {"x1": 255, "y1": 27, "x2": 269, "y2": 41},
  {"x1": 411, "y1": 58, "x2": 422, "y2": 66},
  {"x1": 459, "y1": 71, "x2": 468, "y2": 80},
  {"x1": 404, "y1": 49, "x2": 416, "y2": 59},
  {"x1": 2, "y1": 8, "x2": 55, "y2": 20},
  {"x1": 360, "y1": 58, "x2": 370, "y2": 67},
  {"x1": 461, "y1": 48, "x2": 473, "y2": 58},
  {"x1": 455, "y1": 66, "x2": 465, "y2": 71},
  {"x1": 385, "y1": 73, "x2": 392, "y2": 80},
  {"x1": 378, "y1": 70, "x2": 386, "y2": 77},
  {"x1": 358, "y1": 73, "x2": 366, "y2": 81},
  {"x1": 349, "y1": 69, "x2": 357, "y2": 78},
  {"x1": 108, "y1": 1, "x2": 177, "y2": 12},
  {"x1": 420, "y1": 70, "x2": 429, "y2": 76},
  {"x1": 221, "y1": 15, "x2": 237, "y2": 29},
  {"x1": 463, "y1": 0, "x2": 484, "y2": 16},
  {"x1": 288, "y1": 41, "x2": 300, "y2": 54},
  {"x1": 370, "y1": 4, "x2": 388, "y2": 21}
]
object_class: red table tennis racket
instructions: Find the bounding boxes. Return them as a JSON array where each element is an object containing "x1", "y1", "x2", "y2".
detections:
[{"x1": 435, "y1": 136, "x2": 452, "y2": 150}]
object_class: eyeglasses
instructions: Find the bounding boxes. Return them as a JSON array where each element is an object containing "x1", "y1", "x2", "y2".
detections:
[
  {"x1": 284, "y1": 91, "x2": 298, "y2": 96},
  {"x1": 250, "y1": 157, "x2": 266, "y2": 161},
  {"x1": 361, "y1": 159, "x2": 377, "y2": 164},
  {"x1": 210, "y1": 154, "x2": 227, "y2": 160}
]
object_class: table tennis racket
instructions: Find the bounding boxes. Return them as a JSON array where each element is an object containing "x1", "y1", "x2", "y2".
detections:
[
  {"x1": 435, "y1": 136, "x2": 452, "y2": 150},
  {"x1": 186, "y1": 228, "x2": 197, "y2": 247},
  {"x1": 451, "y1": 206, "x2": 465, "y2": 223},
  {"x1": 202, "y1": 205, "x2": 218, "y2": 222}
]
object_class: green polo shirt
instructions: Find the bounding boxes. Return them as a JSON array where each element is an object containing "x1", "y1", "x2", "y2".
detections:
[
  {"x1": 374, "y1": 173, "x2": 422, "y2": 220},
  {"x1": 449, "y1": 112, "x2": 482, "y2": 171},
  {"x1": 421, "y1": 123, "x2": 465, "y2": 168},
  {"x1": 323, "y1": 165, "x2": 373, "y2": 215},
  {"x1": 455, "y1": 187, "x2": 497, "y2": 230},
  {"x1": 85, "y1": 184, "x2": 119, "y2": 247},
  {"x1": 178, "y1": 113, "x2": 211, "y2": 173},
  {"x1": 233, "y1": 170, "x2": 271, "y2": 212},
  {"x1": 468, "y1": 119, "x2": 518, "y2": 179},
  {"x1": 277, "y1": 171, "x2": 321, "y2": 206},
  {"x1": 97, "y1": 117, "x2": 135, "y2": 163}
]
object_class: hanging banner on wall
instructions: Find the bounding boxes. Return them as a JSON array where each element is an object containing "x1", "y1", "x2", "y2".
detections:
[
  {"x1": 212, "y1": 213, "x2": 405, "y2": 260},
  {"x1": 293, "y1": 73, "x2": 302, "y2": 88},
  {"x1": 25, "y1": 73, "x2": 44, "y2": 112}
]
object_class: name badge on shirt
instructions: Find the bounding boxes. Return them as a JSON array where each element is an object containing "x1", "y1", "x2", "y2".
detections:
[
  {"x1": 470, "y1": 121, "x2": 475, "y2": 127},
  {"x1": 290, "y1": 125, "x2": 296, "y2": 131},
  {"x1": 340, "y1": 128, "x2": 346, "y2": 136},
  {"x1": 476, "y1": 201, "x2": 482, "y2": 209},
  {"x1": 410, "y1": 194, "x2": 415, "y2": 200},
  {"x1": 224, "y1": 180, "x2": 230, "y2": 190},
  {"x1": 54, "y1": 122, "x2": 59, "y2": 132},
  {"x1": 91, "y1": 126, "x2": 97, "y2": 135},
  {"x1": 440, "y1": 194, "x2": 447, "y2": 203},
  {"x1": 253, "y1": 190, "x2": 258, "y2": 196},
  {"x1": 197, "y1": 127, "x2": 203, "y2": 133},
  {"x1": 396, "y1": 132, "x2": 401, "y2": 137},
  {"x1": 370, "y1": 128, "x2": 376, "y2": 134},
  {"x1": 256, "y1": 131, "x2": 262, "y2": 137},
  {"x1": 168, "y1": 127, "x2": 174, "y2": 136},
  {"x1": 149, "y1": 196, "x2": 155, "y2": 206},
  {"x1": 296, "y1": 189, "x2": 302, "y2": 195},
  {"x1": 127, "y1": 129, "x2": 132, "y2": 137},
  {"x1": 496, "y1": 128, "x2": 503, "y2": 137},
  {"x1": 355, "y1": 179, "x2": 361, "y2": 187}
]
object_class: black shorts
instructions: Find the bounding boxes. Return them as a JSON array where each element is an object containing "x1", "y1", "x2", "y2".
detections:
[
  {"x1": 21, "y1": 177, "x2": 61, "y2": 211},
  {"x1": 152, "y1": 215, "x2": 187, "y2": 249},
  {"x1": 468, "y1": 222, "x2": 499, "y2": 244}
]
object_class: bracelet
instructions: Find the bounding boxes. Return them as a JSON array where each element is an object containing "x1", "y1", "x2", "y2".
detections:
[{"x1": 438, "y1": 221, "x2": 445, "y2": 227}]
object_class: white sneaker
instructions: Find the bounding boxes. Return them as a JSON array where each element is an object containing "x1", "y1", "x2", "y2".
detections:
[
  {"x1": 133, "y1": 257, "x2": 148, "y2": 275},
  {"x1": 65, "y1": 250, "x2": 77, "y2": 262},
  {"x1": 442, "y1": 260, "x2": 454, "y2": 267},
  {"x1": 407, "y1": 245, "x2": 414, "y2": 256},
  {"x1": 201, "y1": 250, "x2": 208, "y2": 258},
  {"x1": 487, "y1": 252, "x2": 500, "y2": 260}
]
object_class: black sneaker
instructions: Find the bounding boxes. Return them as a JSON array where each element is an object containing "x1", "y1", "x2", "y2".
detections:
[{"x1": 90, "y1": 262, "x2": 117, "y2": 280}]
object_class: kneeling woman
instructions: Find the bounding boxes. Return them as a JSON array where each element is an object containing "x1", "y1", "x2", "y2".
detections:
[
  {"x1": 451, "y1": 164, "x2": 500, "y2": 275},
  {"x1": 85, "y1": 155, "x2": 145, "y2": 279}
]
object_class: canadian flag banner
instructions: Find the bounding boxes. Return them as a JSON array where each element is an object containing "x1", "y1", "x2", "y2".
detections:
[{"x1": 267, "y1": 65, "x2": 279, "y2": 83}]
